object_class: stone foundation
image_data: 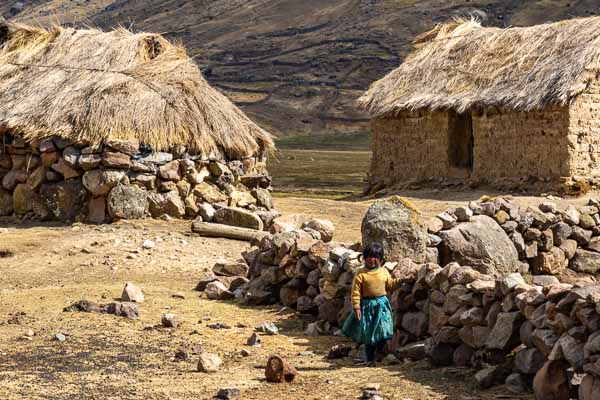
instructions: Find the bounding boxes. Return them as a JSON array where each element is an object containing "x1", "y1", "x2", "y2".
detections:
[{"x1": 0, "y1": 134, "x2": 273, "y2": 224}]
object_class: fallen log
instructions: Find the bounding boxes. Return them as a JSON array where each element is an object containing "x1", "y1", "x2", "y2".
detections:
[{"x1": 191, "y1": 221, "x2": 270, "y2": 243}]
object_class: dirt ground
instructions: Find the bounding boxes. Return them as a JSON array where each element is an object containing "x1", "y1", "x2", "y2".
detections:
[{"x1": 2, "y1": 188, "x2": 587, "y2": 399}]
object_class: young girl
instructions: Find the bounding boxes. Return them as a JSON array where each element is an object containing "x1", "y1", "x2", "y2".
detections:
[{"x1": 342, "y1": 242, "x2": 402, "y2": 365}]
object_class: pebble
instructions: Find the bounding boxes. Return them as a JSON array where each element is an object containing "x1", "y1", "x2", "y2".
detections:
[
  {"x1": 172, "y1": 293, "x2": 186, "y2": 299},
  {"x1": 142, "y1": 240, "x2": 155, "y2": 249},
  {"x1": 255, "y1": 322, "x2": 278, "y2": 335},
  {"x1": 55, "y1": 333, "x2": 66, "y2": 342},
  {"x1": 240, "y1": 349, "x2": 251, "y2": 357}
]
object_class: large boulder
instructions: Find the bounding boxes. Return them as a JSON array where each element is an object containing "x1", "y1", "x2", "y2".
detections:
[
  {"x1": 107, "y1": 185, "x2": 148, "y2": 220},
  {"x1": 439, "y1": 215, "x2": 519, "y2": 276},
  {"x1": 361, "y1": 196, "x2": 428, "y2": 263},
  {"x1": 214, "y1": 207, "x2": 264, "y2": 230},
  {"x1": 82, "y1": 170, "x2": 125, "y2": 196},
  {"x1": 533, "y1": 360, "x2": 570, "y2": 400},
  {"x1": 13, "y1": 183, "x2": 34, "y2": 214},
  {"x1": 35, "y1": 181, "x2": 87, "y2": 221},
  {"x1": 0, "y1": 189, "x2": 13, "y2": 216},
  {"x1": 570, "y1": 249, "x2": 600, "y2": 274},
  {"x1": 147, "y1": 191, "x2": 185, "y2": 218}
]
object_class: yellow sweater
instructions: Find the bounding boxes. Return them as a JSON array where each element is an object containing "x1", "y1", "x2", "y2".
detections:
[{"x1": 351, "y1": 267, "x2": 402, "y2": 308}]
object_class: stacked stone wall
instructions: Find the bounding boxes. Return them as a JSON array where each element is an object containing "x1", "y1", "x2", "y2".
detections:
[
  {"x1": 370, "y1": 112, "x2": 450, "y2": 188},
  {"x1": 217, "y1": 197, "x2": 600, "y2": 397},
  {"x1": 0, "y1": 134, "x2": 273, "y2": 224}
]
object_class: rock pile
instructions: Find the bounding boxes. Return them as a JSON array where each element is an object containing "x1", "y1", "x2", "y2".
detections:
[
  {"x1": 428, "y1": 197, "x2": 600, "y2": 278},
  {"x1": 0, "y1": 135, "x2": 272, "y2": 224},
  {"x1": 392, "y1": 262, "x2": 600, "y2": 399}
]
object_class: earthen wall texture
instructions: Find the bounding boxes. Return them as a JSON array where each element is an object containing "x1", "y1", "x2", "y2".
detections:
[
  {"x1": 471, "y1": 107, "x2": 571, "y2": 180},
  {"x1": 568, "y1": 76, "x2": 600, "y2": 177},
  {"x1": 370, "y1": 112, "x2": 450, "y2": 186}
]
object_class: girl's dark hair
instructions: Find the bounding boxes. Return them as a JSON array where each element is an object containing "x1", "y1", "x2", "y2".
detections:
[{"x1": 361, "y1": 242, "x2": 385, "y2": 262}]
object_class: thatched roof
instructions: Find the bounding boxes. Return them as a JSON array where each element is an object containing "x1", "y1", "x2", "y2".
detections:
[
  {"x1": 359, "y1": 17, "x2": 600, "y2": 117},
  {"x1": 0, "y1": 20, "x2": 273, "y2": 158}
]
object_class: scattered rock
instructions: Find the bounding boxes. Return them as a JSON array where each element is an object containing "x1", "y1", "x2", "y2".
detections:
[
  {"x1": 197, "y1": 352, "x2": 222, "y2": 373},
  {"x1": 121, "y1": 282, "x2": 144, "y2": 303},
  {"x1": 161, "y1": 313, "x2": 180, "y2": 328},
  {"x1": 265, "y1": 355, "x2": 297, "y2": 383}
]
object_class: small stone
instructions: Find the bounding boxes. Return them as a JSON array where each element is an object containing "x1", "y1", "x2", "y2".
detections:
[
  {"x1": 327, "y1": 344, "x2": 352, "y2": 359},
  {"x1": 247, "y1": 332, "x2": 261, "y2": 346},
  {"x1": 255, "y1": 322, "x2": 278, "y2": 335},
  {"x1": 240, "y1": 349, "x2": 251, "y2": 357},
  {"x1": 197, "y1": 352, "x2": 222, "y2": 373},
  {"x1": 54, "y1": 333, "x2": 66, "y2": 342},
  {"x1": 216, "y1": 388, "x2": 240, "y2": 399},
  {"x1": 454, "y1": 206, "x2": 473, "y2": 222},
  {"x1": 265, "y1": 355, "x2": 298, "y2": 383},
  {"x1": 161, "y1": 313, "x2": 180, "y2": 328},
  {"x1": 121, "y1": 282, "x2": 144, "y2": 303},
  {"x1": 142, "y1": 240, "x2": 155, "y2": 249}
]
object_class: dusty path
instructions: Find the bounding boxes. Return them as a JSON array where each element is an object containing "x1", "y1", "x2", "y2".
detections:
[{"x1": 0, "y1": 188, "x2": 570, "y2": 399}]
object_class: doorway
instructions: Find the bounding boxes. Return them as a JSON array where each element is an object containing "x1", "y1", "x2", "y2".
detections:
[{"x1": 448, "y1": 111, "x2": 474, "y2": 170}]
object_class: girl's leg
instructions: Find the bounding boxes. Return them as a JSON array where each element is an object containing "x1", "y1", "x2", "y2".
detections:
[
  {"x1": 365, "y1": 344, "x2": 376, "y2": 362},
  {"x1": 375, "y1": 340, "x2": 386, "y2": 361}
]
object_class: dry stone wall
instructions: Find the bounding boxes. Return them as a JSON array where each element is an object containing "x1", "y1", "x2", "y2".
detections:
[
  {"x1": 207, "y1": 197, "x2": 600, "y2": 398},
  {"x1": 0, "y1": 134, "x2": 273, "y2": 224}
]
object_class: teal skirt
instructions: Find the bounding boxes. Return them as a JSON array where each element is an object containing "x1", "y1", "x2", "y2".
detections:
[{"x1": 342, "y1": 295, "x2": 394, "y2": 345}]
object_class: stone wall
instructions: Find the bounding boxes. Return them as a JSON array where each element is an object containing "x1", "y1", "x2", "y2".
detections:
[
  {"x1": 369, "y1": 111, "x2": 450, "y2": 189},
  {"x1": 205, "y1": 197, "x2": 600, "y2": 398},
  {"x1": 471, "y1": 106, "x2": 571, "y2": 181},
  {"x1": 0, "y1": 134, "x2": 273, "y2": 224}
]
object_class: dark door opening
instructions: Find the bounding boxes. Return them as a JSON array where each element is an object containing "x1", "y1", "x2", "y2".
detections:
[{"x1": 448, "y1": 111, "x2": 474, "y2": 170}]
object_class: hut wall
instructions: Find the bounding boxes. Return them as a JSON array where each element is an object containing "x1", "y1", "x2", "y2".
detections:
[
  {"x1": 0, "y1": 135, "x2": 273, "y2": 224},
  {"x1": 568, "y1": 77, "x2": 600, "y2": 176},
  {"x1": 471, "y1": 107, "x2": 571, "y2": 180},
  {"x1": 370, "y1": 111, "x2": 450, "y2": 187}
]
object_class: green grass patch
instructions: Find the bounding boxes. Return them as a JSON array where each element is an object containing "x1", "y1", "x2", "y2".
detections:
[
  {"x1": 275, "y1": 131, "x2": 370, "y2": 151},
  {"x1": 268, "y1": 149, "x2": 371, "y2": 195}
]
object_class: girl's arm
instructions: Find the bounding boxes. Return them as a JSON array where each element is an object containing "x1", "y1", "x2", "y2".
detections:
[
  {"x1": 385, "y1": 269, "x2": 403, "y2": 292},
  {"x1": 351, "y1": 273, "x2": 363, "y2": 319}
]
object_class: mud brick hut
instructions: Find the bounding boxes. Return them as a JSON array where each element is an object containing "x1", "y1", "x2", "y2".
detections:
[
  {"x1": 359, "y1": 17, "x2": 600, "y2": 192},
  {"x1": 0, "y1": 21, "x2": 274, "y2": 223}
]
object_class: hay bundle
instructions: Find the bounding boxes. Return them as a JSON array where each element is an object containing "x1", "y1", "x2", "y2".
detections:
[
  {"x1": 359, "y1": 17, "x2": 600, "y2": 116},
  {"x1": 0, "y1": 20, "x2": 273, "y2": 159}
]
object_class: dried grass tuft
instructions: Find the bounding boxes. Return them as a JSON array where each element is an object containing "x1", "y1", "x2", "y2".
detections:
[
  {"x1": 359, "y1": 16, "x2": 600, "y2": 116},
  {"x1": 0, "y1": 20, "x2": 273, "y2": 159}
]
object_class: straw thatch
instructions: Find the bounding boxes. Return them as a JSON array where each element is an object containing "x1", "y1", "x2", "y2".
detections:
[
  {"x1": 359, "y1": 17, "x2": 600, "y2": 117},
  {"x1": 0, "y1": 20, "x2": 273, "y2": 158}
]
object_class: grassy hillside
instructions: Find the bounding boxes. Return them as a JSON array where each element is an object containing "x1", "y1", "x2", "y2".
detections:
[{"x1": 3, "y1": 0, "x2": 599, "y2": 143}]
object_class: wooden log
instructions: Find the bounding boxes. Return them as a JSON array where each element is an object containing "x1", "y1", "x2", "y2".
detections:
[{"x1": 191, "y1": 221, "x2": 270, "y2": 242}]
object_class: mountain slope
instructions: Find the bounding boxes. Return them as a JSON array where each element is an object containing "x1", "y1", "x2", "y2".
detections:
[{"x1": 3, "y1": 0, "x2": 599, "y2": 140}]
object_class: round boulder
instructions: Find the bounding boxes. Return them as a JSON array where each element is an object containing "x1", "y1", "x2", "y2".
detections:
[
  {"x1": 302, "y1": 218, "x2": 335, "y2": 242},
  {"x1": 361, "y1": 196, "x2": 428, "y2": 263},
  {"x1": 107, "y1": 185, "x2": 148, "y2": 220}
]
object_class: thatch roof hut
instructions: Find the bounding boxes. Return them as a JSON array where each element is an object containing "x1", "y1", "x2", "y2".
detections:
[
  {"x1": 359, "y1": 17, "x2": 600, "y2": 116},
  {"x1": 0, "y1": 20, "x2": 273, "y2": 159},
  {"x1": 359, "y1": 17, "x2": 600, "y2": 191}
]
